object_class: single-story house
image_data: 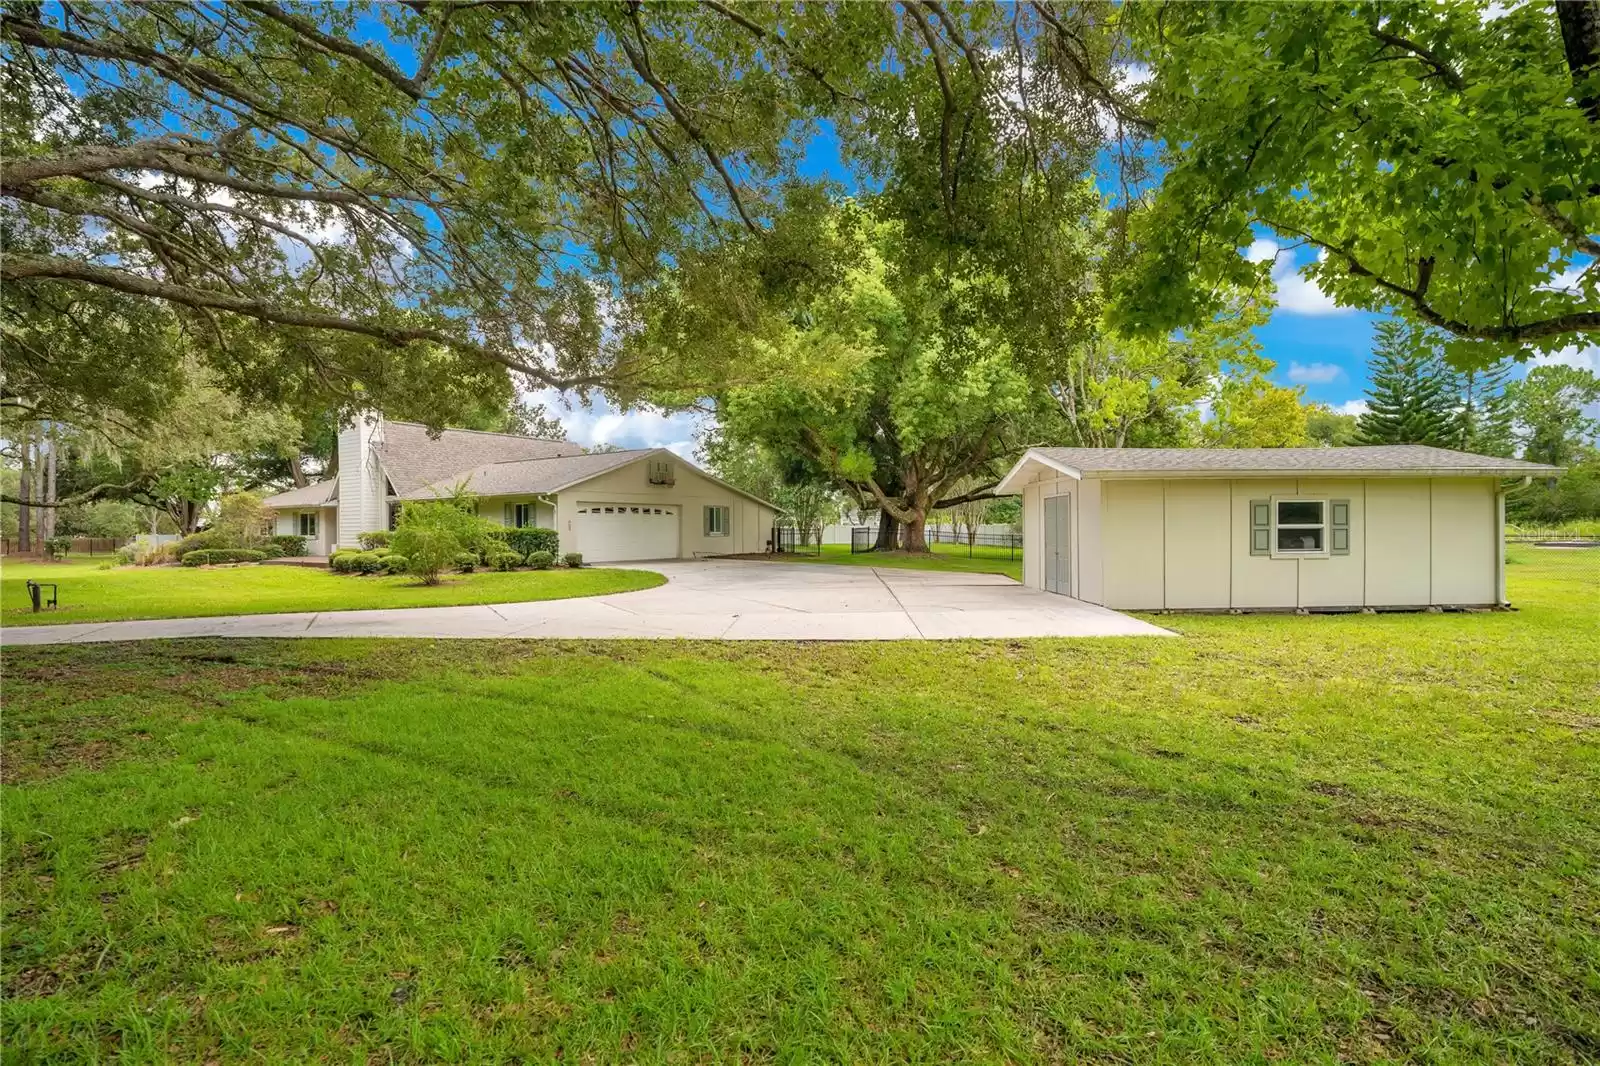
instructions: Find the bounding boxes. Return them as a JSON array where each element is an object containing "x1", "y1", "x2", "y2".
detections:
[
  {"x1": 995, "y1": 445, "x2": 1563, "y2": 612},
  {"x1": 262, "y1": 415, "x2": 778, "y2": 561}
]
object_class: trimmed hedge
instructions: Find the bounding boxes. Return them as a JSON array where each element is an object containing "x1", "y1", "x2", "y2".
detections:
[
  {"x1": 563, "y1": 552, "x2": 584, "y2": 568},
  {"x1": 526, "y1": 550, "x2": 554, "y2": 570},
  {"x1": 181, "y1": 549, "x2": 267, "y2": 567},
  {"x1": 271, "y1": 534, "x2": 307, "y2": 556},
  {"x1": 175, "y1": 531, "x2": 225, "y2": 558},
  {"x1": 258, "y1": 544, "x2": 286, "y2": 559},
  {"x1": 486, "y1": 549, "x2": 521, "y2": 572},
  {"x1": 506, "y1": 526, "x2": 559, "y2": 560},
  {"x1": 453, "y1": 553, "x2": 478, "y2": 573},
  {"x1": 357, "y1": 530, "x2": 390, "y2": 550},
  {"x1": 381, "y1": 554, "x2": 410, "y2": 575}
]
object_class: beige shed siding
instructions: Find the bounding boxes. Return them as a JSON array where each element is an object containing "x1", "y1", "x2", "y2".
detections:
[
  {"x1": 1297, "y1": 480, "x2": 1365, "y2": 608},
  {"x1": 1101, "y1": 480, "x2": 1166, "y2": 609},
  {"x1": 554, "y1": 459, "x2": 774, "y2": 559},
  {"x1": 1229, "y1": 479, "x2": 1299, "y2": 609},
  {"x1": 1162, "y1": 480, "x2": 1231, "y2": 609},
  {"x1": 1021, "y1": 481, "x2": 1042, "y2": 590},
  {"x1": 1364, "y1": 479, "x2": 1432, "y2": 606},
  {"x1": 1063, "y1": 475, "x2": 1501, "y2": 610},
  {"x1": 1430, "y1": 479, "x2": 1496, "y2": 605}
]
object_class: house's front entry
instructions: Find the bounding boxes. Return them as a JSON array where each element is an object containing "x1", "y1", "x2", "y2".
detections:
[
  {"x1": 573, "y1": 502, "x2": 681, "y2": 561},
  {"x1": 1043, "y1": 494, "x2": 1070, "y2": 595}
]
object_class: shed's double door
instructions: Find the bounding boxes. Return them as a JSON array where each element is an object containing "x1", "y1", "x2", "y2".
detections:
[{"x1": 1043, "y1": 494, "x2": 1070, "y2": 596}]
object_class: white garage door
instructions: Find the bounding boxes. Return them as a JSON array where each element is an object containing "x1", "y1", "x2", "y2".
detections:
[{"x1": 574, "y1": 503, "x2": 680, "y2": 562}]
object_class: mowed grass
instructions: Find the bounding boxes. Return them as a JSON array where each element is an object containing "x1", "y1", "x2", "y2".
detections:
[
  {"x1": 2, "y1": 549, "x2": 1597, "y2": 1063},
  {"x1": 787, "y1": 540, "x2": 1023, "y2": 581},
  {"x1": 1, "y1": 557, "x2": 665, "y2": 626}
]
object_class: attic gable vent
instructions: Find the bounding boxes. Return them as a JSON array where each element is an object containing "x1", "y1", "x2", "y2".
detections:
[{"x1": 647, "y1": 457, "x2": 675, "y2": 485}]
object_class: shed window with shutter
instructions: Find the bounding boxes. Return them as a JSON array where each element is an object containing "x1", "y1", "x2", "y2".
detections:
[
  {"x1": 704, "y1": 505, "x2": 730, "y2": 537},
  {"x1": 1271, "y1": 498, "x2": 1328, "y2": 557}
]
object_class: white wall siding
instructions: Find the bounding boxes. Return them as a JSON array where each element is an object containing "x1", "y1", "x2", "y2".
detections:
[
  {"x1": 1162, "y1": 480, "x2": 1231, "y2": 609},
  {"x1": 1230, "y1": 479, "x2": 1298, "y2": 610},
  {"x1": 1297, "y1": 479, "x2": 1365, "y2": 609},
  {"x1": 1364, "y1": 479, "x2": 1431, "y2": 606},
  {"x1": 1101, "y1": 480, "x2": 1165, "y2": 609},
  {"x1": 1430, "y1": 479, "x2": 1496, "y2": 605}
]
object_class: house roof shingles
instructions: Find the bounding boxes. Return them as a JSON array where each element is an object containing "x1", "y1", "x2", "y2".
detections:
[
  {"x1": 401, "y1": 449, "x2": 657, "y2": 500},
  {"x1": 261, "y1": 477, "x2": 338, "y2": 509},
  {"x1": 1020, "y1": 445, "x2": 1563, "y2": 479},
  {"x1": 375, "y1": 421, "x2": 583, "y2": 496}
]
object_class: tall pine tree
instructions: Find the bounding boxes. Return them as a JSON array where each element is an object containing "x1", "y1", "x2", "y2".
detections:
[
  {"x1": 1453, "y1": 361, "x2": 1516, "y2": 457},
  {"x1": 1356, "y1": 320, "x2": 1458, "y2": 446}
]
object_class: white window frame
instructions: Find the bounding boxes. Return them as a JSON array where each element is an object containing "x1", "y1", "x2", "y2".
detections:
[
  {"x1": 513, "y1": 502, "x2": 533, "y2": 529},
  {"x1": 298, "y1": 511, "x2": 318, "y2": 538},
  {"x1": 705, "y1": 505, "x2": 730, "y2": 537},
  {"x1": 1270, "y1": 496, "x2": 1329, "y2": 559}
]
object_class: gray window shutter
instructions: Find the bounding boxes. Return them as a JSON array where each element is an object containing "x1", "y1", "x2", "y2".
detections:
[
  {"x1": 1250, "y1": 500, "x2": 1271, "y2": 555},
  {"x1": 1330, "y1": 499, "x2": 1351, "y2": 555},
  {"x1": 503, "y1": 502, "x2": 513, "y2": 527},
  {"x1": 703, "y1": 506, "x2": 713, "y2": 535}
]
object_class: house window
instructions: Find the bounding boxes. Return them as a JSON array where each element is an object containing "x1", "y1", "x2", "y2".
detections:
[
  {"x1": 1273, "y1": 499, "x2": 1326, "y2": 555},
  {"x1": 513, "y1": 503, "x2": 533, "y2": 528},
  {"x1": 298, "y1": 512, "x2": 318, "y2": 538},
  {"x1": 705, "y1": 505, "x2": 730, "y2": 537}
]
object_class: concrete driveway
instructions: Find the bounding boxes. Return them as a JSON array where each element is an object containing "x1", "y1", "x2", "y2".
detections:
[{"x1": 1, "y1": 559, "x2": 1172, "y2": 645}]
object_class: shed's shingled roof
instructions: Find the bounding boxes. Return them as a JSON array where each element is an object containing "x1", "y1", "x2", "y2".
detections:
[
  {"x1": 1029, "y1": 445, "x2": 1562, "y2": 475},
  {"x1": 996, "y1": 446, "x2": 1564, "y2": 492},
  {"x1": 376, "y1": 421, "x2": 583, "y2": 496}
]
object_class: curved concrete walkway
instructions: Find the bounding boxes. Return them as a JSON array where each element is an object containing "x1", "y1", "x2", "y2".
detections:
[{"x1": 1, "y1": 560, "x2": 1173, "y2": 645}]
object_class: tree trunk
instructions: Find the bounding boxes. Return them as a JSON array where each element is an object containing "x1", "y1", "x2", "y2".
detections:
[
  {"x1": 874, "y1": 510, "x2": 899, "y2": 551},
  {"x1": 1558, "y1": 0, "x2": 1600, "y2": 123},
  {"x1": 288, "y1": 453, "x2": 308, "y2": 488},
  {"x1": 42, "y1": 428, "x2": 57, "y2": 540},
  {"x1": 17, "y1": 429, "x2": 32, "y2": 552},
  {"x1": 901, "y1": 510, "x2": 930, "y2": 553}
]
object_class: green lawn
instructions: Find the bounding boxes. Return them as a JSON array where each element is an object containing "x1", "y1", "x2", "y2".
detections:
[
  {"x1": 786, "y1": 540, "x2": 1023, "y2": 580},
  {"x1": 1, "y1": 557, "x2": 665, "y2": 626},
  {"x1": 3, "y1": 549, "x2": 1596, "y2": 1062}
]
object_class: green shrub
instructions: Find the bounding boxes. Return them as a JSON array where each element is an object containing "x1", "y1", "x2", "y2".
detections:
[
  {"x1": 175, "y1": 531, "x2": 225, "y2": 558},
  {"x1": 392, "y1": 497, "x2": 485, "y2": 584},
  {"x1": 271, "y1": 534, "x2": 307, "y2": 556},
  {"x1": 563, "y1": 552, "x2": 584, "y2": 568},
  {"x1": 471, "y1": 524, "x2": 511, "y2": 562},
  {"x1": 453, "y1": 552, "x2": 478, "y2": 573},
  {"x1": 258, "y1": 544, "x2": 286, "y2": 559},
  {"x1": 114, "y1": 545, "x2": 136, "y2": 566},
  {"x1": 329, "y1": 550, "x2": 361, "y2": 573},
  {"x1": 526, "y1": 550, "x2": 554, "y2": 570},
  {"x1": 506, "y1": 526, "x2": 559, "y2": 559},
  {"x1": 486, "y1": 549, "x2": 521, "y2": 572},
  {"x1": 350, "y1": 551, "x2": 384, "y2": 574},
  {"x1": 181, "y1": 549, "x2": 267, "y2": 567},
  {"x1": 43, "y1": 534, "x2": 74, "y2": 560},
  {"x1": 357, "y1": 530, "x2": 390, "y2": 550},
  {"x1": 213, "y1": 492, "x2": 270, "y2": 549},
  {"x1": 381, "y1": 554, "x2": 410, "y2": 575}
]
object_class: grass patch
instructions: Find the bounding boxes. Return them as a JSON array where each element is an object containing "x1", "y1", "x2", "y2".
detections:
[
  {"x1": 2, "y1": 557, "x2": 665, "y2": 626},
  {"x1": 783, "y1": 540, "x2": 1022, "y2": 581},
  {"x1": 2, "y1": 549, "x2": 1596, "y2": 1062}
]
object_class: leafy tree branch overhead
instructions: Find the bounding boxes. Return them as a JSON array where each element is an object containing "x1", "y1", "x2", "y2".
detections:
[{"x1": 1114, "y1": 0, "x2": 1599, "y2": 365}]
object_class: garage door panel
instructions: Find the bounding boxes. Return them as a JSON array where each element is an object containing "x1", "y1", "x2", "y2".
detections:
[{"x1": 574, "y1": 502, "x2": 680, "y2": 562}]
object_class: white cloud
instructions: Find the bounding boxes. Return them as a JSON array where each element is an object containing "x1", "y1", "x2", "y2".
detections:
[
  {"x1": 1242, "y1": 241, "x2": 1354, "y2": 316},
  {"x1": 529, "y1": 388, "x2": 711, "y2": 459},
  {"x1": 1540, "y1": 263, "x2": 1594, "y2": 295},
  {"x1": 1531, "y1": 344, "x2": 1600, "y2": 373},
  {"x1": 1286, "y1": 361, "x2": 1342, "y2": 385},
  {"x1": 1335, "y1": 399, "x2": 1369, "y2": 416}
]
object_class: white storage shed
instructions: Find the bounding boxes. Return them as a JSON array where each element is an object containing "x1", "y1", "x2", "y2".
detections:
[{"x1": 995, "y1": 446, "x2": 1563, "y2": 612}]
